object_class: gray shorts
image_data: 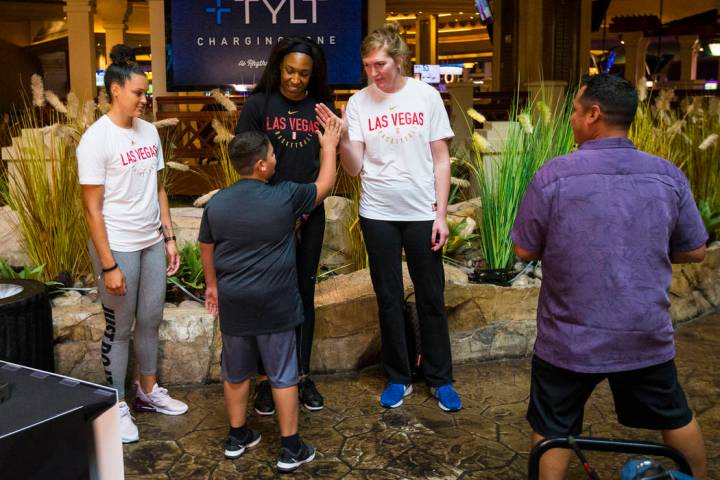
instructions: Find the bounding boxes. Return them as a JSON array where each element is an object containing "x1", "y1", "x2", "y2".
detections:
[{"x1": 221, "y1": 329, "x2": 299, "y2": 388}]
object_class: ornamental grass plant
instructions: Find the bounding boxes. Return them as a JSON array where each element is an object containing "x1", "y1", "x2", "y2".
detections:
[
  {"x1": 630, "y1": 90, "x2": 720, "y2": 239},
  {"x1": 464, "y1": 91, "x2": 575, "y2": 270},
  {"x1": 2, "y1": 82, "x2": 93, "y2": 281},
  {"x1": 2, "y1": 75, "x2": 181, "y2": 281}
]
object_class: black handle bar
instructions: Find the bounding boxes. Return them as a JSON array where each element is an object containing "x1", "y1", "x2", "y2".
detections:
[{"x1": 527, "y1": 436, "x2": 693, "y2": 480}]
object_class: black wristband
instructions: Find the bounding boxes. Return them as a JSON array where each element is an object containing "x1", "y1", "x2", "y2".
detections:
[
  {"x1": 102, "y1": 262, "x2": 119, "y2": 273},
  {"x1": 164, "y1": 235, "x2": 176, "y2": 243}
]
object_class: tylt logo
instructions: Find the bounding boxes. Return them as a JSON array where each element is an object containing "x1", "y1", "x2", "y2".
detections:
[{"x1": 206, "y1": 0, "x2": 231, "y2": 25}]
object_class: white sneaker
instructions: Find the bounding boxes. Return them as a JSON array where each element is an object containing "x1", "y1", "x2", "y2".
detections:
[
  {"x1": 119, "y1": 401, "x2": 139, "y2": 443},
  {"x1": 134, "y1": 382, "x2": 189, "y2": 416}
]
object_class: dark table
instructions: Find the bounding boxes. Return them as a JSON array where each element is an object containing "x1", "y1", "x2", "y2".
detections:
[{"x1": 0, "y1": 361, "x2": 122, "y2": 479}]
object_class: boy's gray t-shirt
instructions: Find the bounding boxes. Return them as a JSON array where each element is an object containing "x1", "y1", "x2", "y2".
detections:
[{"x1": 198, "y1": 179, "x2": 316, "y2": 336}]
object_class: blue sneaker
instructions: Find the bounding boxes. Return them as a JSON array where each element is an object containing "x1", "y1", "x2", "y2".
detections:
[
  {"x1": 432, "y1": 384, "x2": 462, "y2": 412},
  {"x1": 379, "y1": 383, "x2": 413, "y2": 408}
]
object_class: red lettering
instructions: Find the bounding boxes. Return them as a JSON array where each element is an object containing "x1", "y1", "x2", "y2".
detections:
[
  {"x1": 120, "y1": 153, "x2": 128, "y2": 166},
  {"x1": 381, "y1": 115, "x2": 389, "y2": 128},
  {"x1": 418, "y1": 112, "x2": 424, "y2": 124}
]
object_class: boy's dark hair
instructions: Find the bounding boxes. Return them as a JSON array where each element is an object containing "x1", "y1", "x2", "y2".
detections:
[
  {"x1": 228, "y1": 131, "x2": 270, "y2": 175},
  {"x1": 579, "y1": 74, "x2": 638, "y2": 129},
  {"x1": 104, "y1": 44, "x2": 146, "y2": 102},
  {"x1": 252, "y1": 36, "x2": 332, "y2": 103}
]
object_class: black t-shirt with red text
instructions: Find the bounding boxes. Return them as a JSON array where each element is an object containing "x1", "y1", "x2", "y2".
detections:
[{"x1": 236, "y1": 92, "x2": 333, "y2": 184}]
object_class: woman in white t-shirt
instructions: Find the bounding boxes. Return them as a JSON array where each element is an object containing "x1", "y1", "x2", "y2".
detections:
[
  {"x1": 316, "y1": 22, "x2": 462, "y2": 412},
  {"x1": 77, "y1": 44, "x2": 188, "y2": 444}
]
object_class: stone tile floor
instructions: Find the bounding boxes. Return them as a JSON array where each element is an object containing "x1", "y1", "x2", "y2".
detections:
[{"x1": 126, "y1": 313, "x2": 720, "y2": 479}]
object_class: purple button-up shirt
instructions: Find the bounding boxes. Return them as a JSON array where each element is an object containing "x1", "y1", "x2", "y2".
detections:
[{"x1": 511, "y1": 137, "x2": 708, "y2": 373}]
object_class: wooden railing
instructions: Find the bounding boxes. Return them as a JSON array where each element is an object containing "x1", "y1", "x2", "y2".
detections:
[{"x1": 473, "y1": 91, "x2": 528, "y2": 121}]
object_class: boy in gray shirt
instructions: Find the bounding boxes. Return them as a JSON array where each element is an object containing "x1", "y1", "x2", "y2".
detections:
[{"x1": 199, "y1": 121, "x2": 340, "y2": 472}]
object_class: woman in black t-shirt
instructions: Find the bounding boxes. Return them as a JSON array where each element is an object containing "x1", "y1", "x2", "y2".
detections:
[{"x1": 236, "y1": 37, "x2": 333, "y2": 414}]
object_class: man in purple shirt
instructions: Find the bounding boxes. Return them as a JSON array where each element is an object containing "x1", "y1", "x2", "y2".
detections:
[{"x1": 512, "y1": 74, "x2": 708, "y2": 479}]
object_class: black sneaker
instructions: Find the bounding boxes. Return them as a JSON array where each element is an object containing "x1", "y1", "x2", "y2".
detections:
[
  {"x1": 254, "y1": 380, "x2": 275, "y2": 416},
  {"x1": 299, "y1": 377, "x2": 324, "y2": 411},
  {"x1": 224, "y1": 429, "x2": 262, "y2": 459},
  {"x1": 276, "y1": 438, "x2": 316, "y2": 473}
]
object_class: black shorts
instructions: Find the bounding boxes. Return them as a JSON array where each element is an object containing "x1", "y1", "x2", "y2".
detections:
[{"x1": 527, "y1": 355, "x2": 693, "y2": 437}]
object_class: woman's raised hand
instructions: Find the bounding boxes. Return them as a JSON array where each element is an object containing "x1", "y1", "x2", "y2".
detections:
[{"x1": 315, "y1": 103, "x2": 347, "y2": 138}]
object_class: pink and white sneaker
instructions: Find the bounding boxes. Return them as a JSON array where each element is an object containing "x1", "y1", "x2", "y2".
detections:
[{"x1": 133, "y1": 381, "x2": 189, "y2": 415}]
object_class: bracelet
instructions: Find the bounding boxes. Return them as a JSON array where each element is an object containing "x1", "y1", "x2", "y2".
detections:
[
  {"x1": 101, "y1": 262, "x2": 119, "y2": 273},
  {"x1": 164, "y1": 235, "x2": 176, "y2": 243}
]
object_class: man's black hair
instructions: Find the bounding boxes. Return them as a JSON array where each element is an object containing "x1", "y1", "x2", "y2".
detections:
[
  {"x1": 579, "y1": 74, "x2": 638, "y2": 129},
  {"x1": 228, "y1": 131, "x2": 270, "y2": 175},
  {"x1": 104, "y1": 44, "x2": 146, "y2": 102}
]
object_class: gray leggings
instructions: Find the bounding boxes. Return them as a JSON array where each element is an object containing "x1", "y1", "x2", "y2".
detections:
[{"x1": 89, "y1": 240, "x2": 166, "y2": 399}]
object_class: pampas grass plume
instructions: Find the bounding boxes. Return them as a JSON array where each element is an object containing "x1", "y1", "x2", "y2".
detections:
[
  {"x1": 193, "y1": 189, "x2": 219, "y2": 207},
  {"x1": 466, "y1": 108, "x2": 486, "y2": 124},
  {"x1": 212, "y1": 119, "x2": 234, "y2": 144},
  {"x1": 210, "y1": 89, "x2": 237, "y2": 112},
  {"x1": 45, "y1": 90, "x2": 67, "y2": 114},
  {"x1": 81, "y1": 100, "x2": 96, "y2": 128},
  {"x1": 66, "y1": 92, "x2": 79, "y2": 120},
  {"x1": 166, "y1": 161, "x2": 190, "y2": 171},
  {"x1": 31, "y1": 74, "x2": 45, "y2": 107},
  {"x1": 153, "y1": 118, "x2": 180, "y2": 129},
  {"x1": 98, "y1": 88, "x2": 111, "y2": 114},
  {"x1": 472, "y1": 132, "x2": 492, "y2": 153},
  {"x1": 518, "y1": 113, "x2": 534, "y2": 134},
  {"x1": 699, "y1": 133, "x2": 718, "y2": 151}
]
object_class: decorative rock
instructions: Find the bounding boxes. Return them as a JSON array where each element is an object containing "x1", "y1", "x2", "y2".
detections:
[
  {"x1": 52, "y1": 290, "x2": 83, "y2": 307},
  {"x1": 511, "y1": 274, "x2": 531, "y2": 287},
  {"x1": 533, "y1": 263, "x2": 543, "y2": 279},
  {"x1": 156, "y1": 306, "x2": 215, "y2": 385},
  {"x1": 446, "y1": 198, "x2": 481, "y2": 225},
  {"x1": 48, "y1": 244, "x2": 720, "y2": 384},
  {"x1": 319, "y1": 246, "x2": 353, "y2": 272},
  {"x1": 165, "y1": 302, "x2": 178, "y2": 309},
  {"x1": 170, "y1": 207, "x2": 203, "y2": 247},
  {"x1": 177, "y1": 300, "x2": 205, "y2": 309},
  {"x1": 0, "y1": 206, "x2": 30, "y2": 266},
  {"x1": 323, "y1": 196, "x2": 353, "y2": 253}
]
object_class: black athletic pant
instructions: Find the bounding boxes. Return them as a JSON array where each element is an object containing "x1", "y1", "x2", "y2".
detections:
[
  {"x1": 259, "y1": 204, "x2": 325, "y2": 377},
  {"x1": 360, "y1": 217, "x2": 453, "y2": 387}
]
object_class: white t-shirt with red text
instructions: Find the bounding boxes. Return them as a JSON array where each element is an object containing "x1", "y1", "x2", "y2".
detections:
[
  {"x1": 346, "y1": 77, "x2": 454, "y2": 221},
  {"x1": 77, "y1": 115, "x2": 164, "y2": 251}
]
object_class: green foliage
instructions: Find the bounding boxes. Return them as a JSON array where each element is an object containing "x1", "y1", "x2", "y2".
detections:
[
  {"x1": 0, "y1": 258, "x2": 63, "y2": 290},
  {"x1": 699, "y1": 199, "x2": 720, "y2": 241},
  {"x1": 3, "y1": 88, "x2": 92, "y2": 281},
  {"x1": 631, "y1": 93, "x2": 720, "y2": 229},
  {"x1": 464, "y1": 92, "x2": 575, "y2": 270},
  {"x1": 167, "y1": 242, "x2": 205, "y2": 291},
  {"x1": 444, "y1": 218, "x2": 479, "y2": 257}
]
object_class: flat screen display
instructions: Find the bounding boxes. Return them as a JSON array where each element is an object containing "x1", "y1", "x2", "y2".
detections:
[
  {"x1": 165, "y1": 0, "x2": 366, "y2": 90},
  {"x1": 413, "y1": 64, "x2": 441, "y2": 84}
]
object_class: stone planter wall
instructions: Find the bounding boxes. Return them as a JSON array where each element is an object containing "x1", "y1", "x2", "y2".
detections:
[
  {"x1": 4, "y1": 203, "x2": 718, "y2": 385},
  {"x1": 49, "y1": 244, "x2": 720, "y2": 385}
]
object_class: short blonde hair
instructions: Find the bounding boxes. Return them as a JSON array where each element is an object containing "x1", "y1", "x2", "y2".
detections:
[{"x1": 361, "y1": 21, "x2": 410, "y2": 74}]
